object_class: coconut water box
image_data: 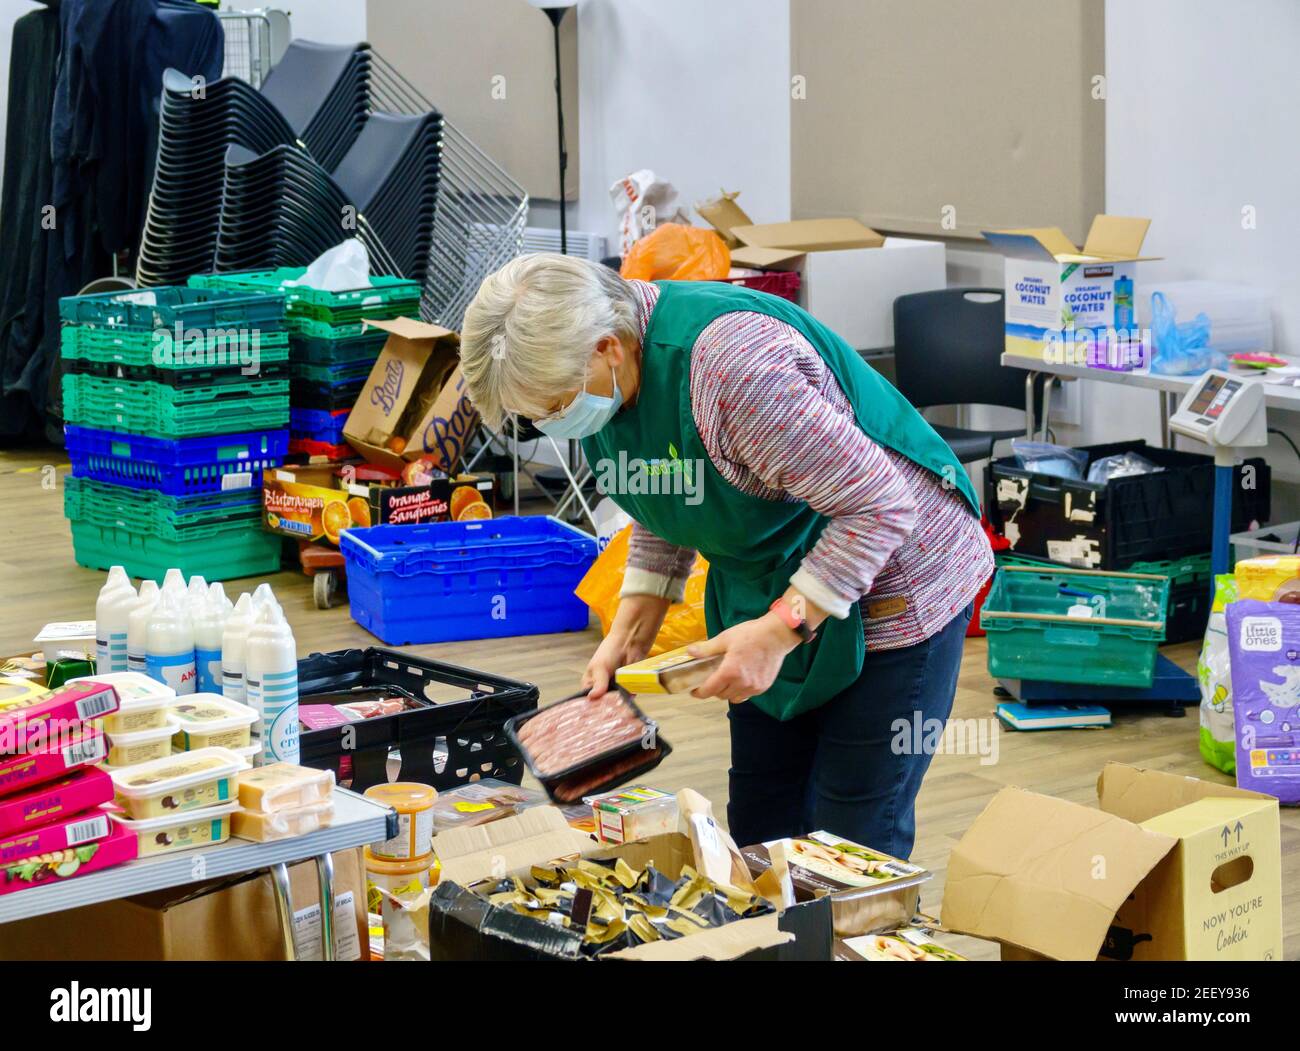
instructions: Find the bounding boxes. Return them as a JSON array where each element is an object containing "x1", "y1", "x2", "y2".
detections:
[{"x1": 1224, "y1": 599, "x2": 1300, "y2": 803}]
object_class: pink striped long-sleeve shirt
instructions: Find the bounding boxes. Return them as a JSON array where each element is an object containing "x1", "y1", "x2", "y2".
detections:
[{"x1": 621, "y1": 280, "x2": 993, "y2": 650}]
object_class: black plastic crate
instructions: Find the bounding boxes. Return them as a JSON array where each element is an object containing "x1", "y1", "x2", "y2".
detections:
[
  {"x1": 296, "y1": 647, "x2": 539, "y2": 792},
  {"x1": 987, "y1": 439, "x2": 1269, "y2": 570}
]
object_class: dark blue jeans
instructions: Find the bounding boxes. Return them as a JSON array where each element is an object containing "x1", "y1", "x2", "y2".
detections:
[{"x1": 726, "y1": 604, "x2": 972, "y2": 858}]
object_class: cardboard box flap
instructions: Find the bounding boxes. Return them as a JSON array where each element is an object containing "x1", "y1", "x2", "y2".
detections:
[
  {"x1": 982, "y1": 227, "x2": 1078, "y2": 262},
  {"x1": 732, "y1": 218, "x2": 885, "y2": 252},
  {"x1": 607, "y1": 911, "x2": 792, "y2": 961},
  {"x1": 434, "y1": 805, "x2": 594, "y2": 887},
  {"x1": 941, "y1": 786, "x2": 1178, "y2": 960},
  {"x1": 362, "y1": 316, "x2": 458, "y2": 342},
  {"x1": 728, "y1": 245, "x2": 805, "y2": 270},
  {"x1": 1096, "y1": 762, "x2": 1274, "y2": 825},
  {"x1": 695, "y1": 189, "x2": 754, "y2": 248},
  {"x1": 1140, "y1": 794, "x2": 1279, "y2": 840},
  {"x1": 1081, "y1": 215, "x2": 1151, "y2": 261}
]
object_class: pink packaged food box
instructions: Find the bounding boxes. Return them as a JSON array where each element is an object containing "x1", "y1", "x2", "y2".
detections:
[
  {"x1": 0, "y1": 821, "x2": 137, "y2": 897},
  {"x1": 0, "y1": 680, "x2": 119, "y2": 755},
  {"x1": 0, "y1": 806, "x2": 113, "y2": 866},
  {"x1": 0, "y1": 767, "x2": 114, "y2": 839},
  {"x1": 0, "y1": 727, "x2": 106, "y2": 800}
]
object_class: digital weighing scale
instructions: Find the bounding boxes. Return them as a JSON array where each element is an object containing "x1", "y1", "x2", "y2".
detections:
[{"x1": 997, "y1": 370, "x2": 1270, "y2": 715}]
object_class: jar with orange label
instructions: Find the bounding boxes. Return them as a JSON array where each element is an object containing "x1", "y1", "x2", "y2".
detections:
[{"x1": 364, "y1": 782, "x2": 437, "y2": 860}]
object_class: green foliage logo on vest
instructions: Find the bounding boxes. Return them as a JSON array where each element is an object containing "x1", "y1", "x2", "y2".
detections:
[{"x1": 593, "y1": 444, "x2": 703, "y2": 506}]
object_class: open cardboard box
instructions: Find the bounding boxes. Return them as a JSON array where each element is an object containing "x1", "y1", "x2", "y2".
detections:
[
  {"x1": 343, "y1": 317, "x2": 479, "y2": 475},
  {"x1": 429, "y1": 801, "x2": 831, "y2": 961},
  {"x1": 941, "y1": 762, "x2": 1282, "y2": 961},
  {"x1": 983, "y1": 214, "x2": 1157, "y2": 363},
  {"x1": 696, "y1": 194, "x2": 943, "y2": 350}
]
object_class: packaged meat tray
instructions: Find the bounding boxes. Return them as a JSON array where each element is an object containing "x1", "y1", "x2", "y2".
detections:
[{"x1": 505, "y1": 690, "x2": 671, "y2": 803}]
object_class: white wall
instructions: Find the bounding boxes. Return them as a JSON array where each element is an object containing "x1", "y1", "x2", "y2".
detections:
[
  {"x1": 572, "y1": 0, "x2": 790, "y2": 245},
  {"x1": 1103, "y1": 0, "x2": 1300, "y2": 495}
]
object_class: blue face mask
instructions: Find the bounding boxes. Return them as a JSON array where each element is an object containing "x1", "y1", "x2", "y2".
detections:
[{"x1": 534, "y1": 361, "x2": 623, "y2": 440}]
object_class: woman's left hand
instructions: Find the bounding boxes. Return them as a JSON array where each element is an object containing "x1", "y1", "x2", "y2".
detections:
[{"x1": 687, "y1": 613, "x2": 801, "y2": 704}]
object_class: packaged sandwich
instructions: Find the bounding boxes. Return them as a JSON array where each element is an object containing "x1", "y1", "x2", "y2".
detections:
[
  {"x1": 615, "y1": 646, "x2": 721, "y2": 696},
  {"x1": 836, "y1": 926, "x2": 968, "y2": 962},
  {"x1": 430, "y1": 778, "x2": 547, "y2": 832},
  {"x1": 505, "y1": 690, "x2": 671, "y2": 803}
]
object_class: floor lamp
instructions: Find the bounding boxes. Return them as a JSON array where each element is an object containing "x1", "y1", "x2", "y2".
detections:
[{"x1": 527, "y1": 0, "x2": 576, "y2": 256}]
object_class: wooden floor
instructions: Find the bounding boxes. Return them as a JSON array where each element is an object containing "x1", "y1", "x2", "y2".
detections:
[{"x1": 4, "y1": 444, "x2": 1297, "y2": 961}]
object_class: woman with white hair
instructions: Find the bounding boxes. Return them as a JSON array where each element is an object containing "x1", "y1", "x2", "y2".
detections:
[{"x1": 460, "y1": 253, "x2": 993, "y2": 857}]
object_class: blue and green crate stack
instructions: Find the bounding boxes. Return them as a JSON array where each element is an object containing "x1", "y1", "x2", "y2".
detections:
[
  {"x1": 189, "y1": 269, "x2": 421, "y2": 457},
  {"x1": 60, "y1": 286, "x2": 289, "y2": 582}
]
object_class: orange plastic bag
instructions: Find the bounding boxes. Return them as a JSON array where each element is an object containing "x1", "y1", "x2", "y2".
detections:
[
  {"x1": 619, "y1": 223, "x2": 731, "y2": 282},
  {"x1": 575, "y1": 525, "x2": 709, "y2": 655}
]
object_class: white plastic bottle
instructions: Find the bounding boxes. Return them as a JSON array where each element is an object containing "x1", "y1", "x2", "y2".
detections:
[
  {"x1": 207, "y1": 581, "x2": 233, "y2": 615},
  {"x1": 221, "y1": 593, "x2": 255, "y2": 703},
  {"x1": 245, "y1": 602, "x2": 299, "y2": 765},
  {"x1": 126, "y1": 581, "x2": 160, "y2": 674},
  {"x1": 94, "y1": 568, "x2": 135, "y2": 673},
  {"x1": 145, "y1": 588, "x2": 196, "y2": 695},
  {"x1": 162, "y1": 567, "x2": 186, "y2": 597},
  {"x1": 192, "y1": 591, "x2": 229, "y2": 694},
  {"x1": 187, "y1": 575, "x2": 208, "y2": 610}
]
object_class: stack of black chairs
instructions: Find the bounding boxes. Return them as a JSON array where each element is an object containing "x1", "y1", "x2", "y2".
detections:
[{"x1": 136, "y1": 40, "x2": 441, "y2": 287}]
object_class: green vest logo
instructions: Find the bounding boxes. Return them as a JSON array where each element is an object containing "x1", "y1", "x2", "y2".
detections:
[{"x1": 593, "y1": 444, "x2": 704, "y2": 506}]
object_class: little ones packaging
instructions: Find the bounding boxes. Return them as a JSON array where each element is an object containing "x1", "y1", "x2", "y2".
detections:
[{"x1": 1225, "y1": 599, "x2": 1300, "y2": 804}]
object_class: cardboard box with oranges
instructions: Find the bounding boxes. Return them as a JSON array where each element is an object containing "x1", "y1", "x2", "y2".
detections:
[{"x1": 263, "y1": 465, "x2": 495, "y2": 546}]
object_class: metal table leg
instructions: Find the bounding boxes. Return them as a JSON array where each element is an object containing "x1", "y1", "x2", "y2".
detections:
[
  {"x1": 316, "y1": 852, "x2": 336, "y2": 962},
  {"x1": 1024, "y1": 372, "x2": 1038, "y2": 439},
  {"x1": 270, "y1": 861, "x2": 297, "y2": 960},
  {"x1": 1038, "y1": 379, "x2": 1054, "y2": 441}
]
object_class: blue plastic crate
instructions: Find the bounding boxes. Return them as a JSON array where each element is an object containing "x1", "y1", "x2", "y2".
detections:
[
  {"x1": 65, "y1": 425, "x2": 288, "y2": 496},
  {"x1": 289, "y1": 407, "x2": 349, "y2": 443},
  {"x1": 339, "y1": 516, "x2": 598, "y2": 645}
]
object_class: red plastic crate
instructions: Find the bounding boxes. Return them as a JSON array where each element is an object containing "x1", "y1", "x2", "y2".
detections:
[{"x1": 725, "y1": 271, "x2": 801, "y2": 302}]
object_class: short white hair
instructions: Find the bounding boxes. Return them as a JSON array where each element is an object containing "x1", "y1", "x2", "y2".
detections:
[{"x1": 459, "y1": 253, "x2": 638, "y2": 428}]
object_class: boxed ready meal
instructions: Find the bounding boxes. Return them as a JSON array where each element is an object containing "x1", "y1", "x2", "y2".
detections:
[
  {"x1": 343, "y1": 318, "x2": 478, "y2": 475},
  {"x1": 941, "y1": 762, "x2": 1282, "y2": 961},
  {"x1": 0, "y1": 768, "x2": 114, "y2": 839},
  {"x1": 741, "y1": 830, "x2": 931, "y2": 937},
  {"x1": 428, "y1": 792, "x2": 831, "y2": 961},
  {"x1": 0, "y1": 680, "x2": 119, "y2": 754},
  {"x1": 0, "y1": 726, "x2": 106, "y2": 797},
  {"x1": 0, "y1": 821, "x2": 137, "y2": 897}
]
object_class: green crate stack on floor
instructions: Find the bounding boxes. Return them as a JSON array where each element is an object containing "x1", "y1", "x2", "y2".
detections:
[
  {"x1": 188, "y1": 269, "x2": 422, "y2": 453},
  {"x1": 60, "y1": 286, "x2": 290, "y2": 582}
]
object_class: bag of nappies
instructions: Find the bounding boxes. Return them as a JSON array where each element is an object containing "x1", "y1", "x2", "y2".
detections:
[{"x1": 1224, "y1": 599, "x2": 1300, "y2": 804}]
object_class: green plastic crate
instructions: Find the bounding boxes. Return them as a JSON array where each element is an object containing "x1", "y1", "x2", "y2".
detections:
[
  {"x1": 289, "y1": 330, "x2": 386, "y2": 365},
  {"x1": 62, "y1": 325, "x2": 290, "y2": 370},
  {"x1": 60, "y1": 286, "x2": 286, "y2": 330},
  {"x1": 189, "y1": 270, "x2": 418, "y2": 319},
  {"x1": 289, "y1": 358, "x2": 377, "y2": 384},
  {"x1": 62, "y1": 373, "x2": 289, "y2": 438},
  {"x1": 68, "y1": 518, "x2": 280, "y2": 582},
  {"x1": 981, "y1": 565, "x2": 1169, "y2": 688},
  {"x1": 64, "y1": 477, "x2": 261, "y2": 539}
]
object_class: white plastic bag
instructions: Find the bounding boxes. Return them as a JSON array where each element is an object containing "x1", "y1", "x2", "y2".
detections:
[
  {"x1": 285, "y1": 239, "x2": 370, "y2": 292},
  {"x1": 609, "y1": 169, "x2": 688, "y2": 256}
]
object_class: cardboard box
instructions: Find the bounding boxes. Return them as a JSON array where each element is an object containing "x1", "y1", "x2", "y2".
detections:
[
  {"x1": 264, "y1": 462, "x2": 496, "y2": 544},
  {"x1": 0, "y1": 849, "x2": 367, "y2": 960},
  {"x1": 983, "y1": 215, "x2": 1156, "y2": 363},
  {"x1": 697, "y1": 197, "x2": 943, "y2": 349},
  {"x1": 941, "y1": 763, "x2": 1282, "y2": 961},
  {"x1": 428, "y1": 803, "x2": 831, "y2": 961},
  {"x1": 343, "y1": 317, "x2": 478, "y2": 475},
  {"x1": 694, "y1": 189, "x2": 751, "y2": 248}
]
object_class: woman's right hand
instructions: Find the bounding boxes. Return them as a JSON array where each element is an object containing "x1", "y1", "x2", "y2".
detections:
[{"x1": 582, "y1": 593, "x2": 671, "y2": 699}]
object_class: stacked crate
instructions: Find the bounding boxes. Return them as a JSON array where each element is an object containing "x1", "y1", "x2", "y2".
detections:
[
  {"x1": 189, "y1": 270, "x2": 421, "y2": 459},
  {"x1": 60, "y1": 286, "x2": 288, "y2": 581}
]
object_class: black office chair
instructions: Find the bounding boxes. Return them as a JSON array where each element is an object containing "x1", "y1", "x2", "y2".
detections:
[{"x1": 893, "y1": 288, "x2": 1049, "y2": 464}]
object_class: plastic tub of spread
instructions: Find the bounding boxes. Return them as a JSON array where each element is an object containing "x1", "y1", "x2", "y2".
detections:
[
  {"x1": 364, "y1": 782, "x2": 436, "y2": 860},
  {"x1": 169, "y1": 693, "x2": 258, "y2": 751},
  {"x1": 364, "y1": 847, "x2": 434, "y2": 914},
  {"x1": 232, "y1": 742, "x2": 260, "y2": 765},
  {"x1": 69, "y1": 672, "x2": 175, "y2": 733},
  {"x1": 108, "y1": 801, "x2": 238, "y2": 857},
  {"x1": 231, "y1": 799, "x2": 335, "y2": 842},
  {"x1": 103, "y1": 717, "x2": 180, "y2": 768},
  {"x1": 109, "y1": 746, "x2": 247, "y2": 818},
  {"x1": 238, "y1": 763, "x2": 335, "y2": 813}
]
